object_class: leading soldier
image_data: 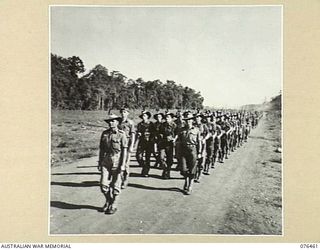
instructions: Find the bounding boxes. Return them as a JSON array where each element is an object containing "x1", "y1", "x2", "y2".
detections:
[{"x1": 98, "y1": 114, "x2": 128, "y2": 215}]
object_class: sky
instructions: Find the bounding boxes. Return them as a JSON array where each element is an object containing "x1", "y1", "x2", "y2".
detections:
[{"x1": 51, "y1": 6, "x2": 282, "y2": 108}]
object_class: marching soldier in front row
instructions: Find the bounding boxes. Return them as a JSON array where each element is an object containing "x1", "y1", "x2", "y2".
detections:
[
  {"x1": 152, "y1": 112, "x2": 164, "y2": 168},
  {"x1": 98, "y1": 114, "x2": 128, "y2": 215},
  {"x1": 177, "y1": 112, "x2": 202, "y2": 195},
  {"x1": 159, "y1": 112, "x2": 177, "y2": 179},
  {"x1": 136, "y1": 111, "x2": 154, "y2": 177}
]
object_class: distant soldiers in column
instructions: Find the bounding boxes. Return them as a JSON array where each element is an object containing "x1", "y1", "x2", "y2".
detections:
[
  {"x1": 98, "y1": 114, "x2": 128, "y2": 215},
  {"x1": 159, "y1": 112, "x2": 177, "y2": 179},
  {"x1": 177, "y1": 112, "x2": 201, "y2": 195},
  {"x1": 118, "y1": 107, "x2": 136, "y2": 189},
  {"x1": 136, "y1": 111, "x2": 154, "y2": 177}
]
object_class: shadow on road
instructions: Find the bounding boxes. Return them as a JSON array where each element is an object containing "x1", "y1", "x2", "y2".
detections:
[
  {"x1": 77, "y1": 165, "x2": 97, "y2": 169},
  {"x1": 52, "y1": 172, "x2": 100, "y2": 176},
  {"x1": 51, "y1": 201, "x2": 100, "y2": 211},
  {"x1": 51, "y1": 181, "x2": 99, "y2": 187},
  {"x1": 129, "y1": 172, "x2": 183, "y2": 180},
  {"x1": 128, "y1": 183, "x2": 184, "y2": 193}
]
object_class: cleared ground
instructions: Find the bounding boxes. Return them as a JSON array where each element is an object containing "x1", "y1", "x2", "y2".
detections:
[{"x1": 50, "y1": 111, "x2": 282, "y2": 234}]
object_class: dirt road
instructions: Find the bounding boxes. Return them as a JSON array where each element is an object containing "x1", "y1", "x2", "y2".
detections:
[{"x1": 50, "y1": 113, "x2": 282, "y2": 234}]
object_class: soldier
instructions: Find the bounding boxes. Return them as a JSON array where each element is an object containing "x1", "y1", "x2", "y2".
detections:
[
  {"x1": 158, "y1": 112, "x2": 177, "y2": 179},
  {"x1": 136, "y1": 111, "x2": 154, "y2": 177},
  {"x1": 244, "y1": 114, "x2": 251, "y2": 142},
  {"x1": 152, "y1": 112, "x2": 164, "y2": 168},
  {"x1": 174, "y1": 109, "x2": 186, "y2": 171},
  {"x1": 194, "y1": 112, "x2": 209, "y2": 182},
  {"x1": 217, "y1": 115, "x2": 230, "y2": 163},
  {"x1": 228, "y1": 117, "x2": 235, "y2": 153},
  {"x1": 203, "y1": 112, "x2": 216, "y2": 175},
  {"x1": 118, "y1": 107, "x2": 136, "y2": 189},
  {"x1": 177, "y1": 112, "x2": 201, "y2": 195},
  {"x1": 211, "y1": 115, "x2": 221, "y2": 168},
  {"x1": 98, "y1": 114, "x2": 128, "y2": 215}
]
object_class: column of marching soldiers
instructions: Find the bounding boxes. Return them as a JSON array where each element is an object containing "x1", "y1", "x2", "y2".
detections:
[{"x1": 98, "y1": 107, "x2": 262, "y2": 214}]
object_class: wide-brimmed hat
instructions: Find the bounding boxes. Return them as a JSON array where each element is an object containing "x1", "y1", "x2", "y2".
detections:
[
  {"x1": 183, "y1": 112, "x2": 195, "y2": 120},
  {"x1": 104, "y1": 114, "x2": 122, "y2": 123},
  {"x1": 120, "y1": 106, "x2": 130, "y2": 112},
  {"x1": 139, "y1": 111, "x2": 152, "y2": 119},
  {"x1": 153, "y1": 112, "x2": 164, "y2": 119},
  {"x1": 164, "y1": 112, "x2": 175, "y2": 118}
]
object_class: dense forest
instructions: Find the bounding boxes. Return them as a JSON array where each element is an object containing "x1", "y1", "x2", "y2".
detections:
[{"x1": 51, "y1": 54, "x2": 204, "y2": 111}]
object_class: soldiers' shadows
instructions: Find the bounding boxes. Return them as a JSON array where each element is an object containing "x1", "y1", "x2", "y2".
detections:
[
  {"x1": 129, "y1": 172, "x2": 183, "y2": 180},
  {"x1": 77, "y1": 165, "x2": 98, "y2": 169},
  {"x1": 128, "y1": 183, "x2": 184, "y2": 193},
  {"x1": 51, "y1": 181, "x2": 99, "y2": 187},
  {"x1": 51, "y1": 201, "x2": 100, "y2": 211},
  {"x1": 52, "y1": 172, "x2": 100, "y2": 176}
]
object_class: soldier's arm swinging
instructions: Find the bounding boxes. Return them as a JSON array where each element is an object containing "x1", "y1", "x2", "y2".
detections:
[
  {"x1": 120, "y1": 147, "x2": 128, "y2": 171},
  {"x1": 129, "y1": 133, "x2": 135, "y2": 152}
]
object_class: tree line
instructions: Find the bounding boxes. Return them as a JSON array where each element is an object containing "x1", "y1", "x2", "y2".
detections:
[{"x1": 51, "y1": 54, "x2": 204, "y2": 111}]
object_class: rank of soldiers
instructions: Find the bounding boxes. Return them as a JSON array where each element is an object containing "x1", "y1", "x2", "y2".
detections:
[{"x1": 98, "y1": 107, "x2": 262, "y2": 214}]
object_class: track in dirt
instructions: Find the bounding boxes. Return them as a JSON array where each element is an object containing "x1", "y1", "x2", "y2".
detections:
[{"x1": 50, "y1": 114, "x2": 282, "y2": 234}]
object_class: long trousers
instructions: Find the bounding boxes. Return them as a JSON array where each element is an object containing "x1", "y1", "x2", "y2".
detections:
[
  {"x1": 136, "y1": 140, "x2": 153, "y2": 175},
  {"x1": 159, "y1": 142, "x2": 174, "y2": 178}
]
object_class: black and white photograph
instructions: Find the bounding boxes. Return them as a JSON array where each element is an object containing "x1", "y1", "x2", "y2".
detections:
[{"x1": 50, "y1": 5, "x2": 282, "y2": 235}]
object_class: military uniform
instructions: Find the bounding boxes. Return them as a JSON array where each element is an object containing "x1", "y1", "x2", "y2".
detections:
[
  {"x1": 203, "y1": 120, "x2": 216, "y2": 174},
  {"x1": 118, "y1": 118, "x2": 135, "y2": 188},
  {"x1": 177, "y1": 122, "x2": 201, "y2": 194},
  {"x1": 194, "y1": 121, "x2": 208, "y2": 182},
  {"x1": 159, "y1": 120, "x2": 177, "y2": 179},
  {"x1": 99, "y1": 127, "x2": 128, "y2": 214},
  {"x1": 213, "y1": 122, "x2": 221, "y2": 166},
  {"x1": 217, "y1": 119, "x2": 230, "y2": 162},
  {"x1": 136, "y1": 121, "x2": 154, "y2": 176},
  {"x1": 174, "y1": 118, "x2": 186, "y2": 171},
  {"x1": 152, "y1": 120, "x2": 163, "y2": 168}
]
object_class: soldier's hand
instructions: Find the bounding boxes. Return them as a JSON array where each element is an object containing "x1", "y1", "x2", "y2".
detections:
[
  {"x1": 197, "y1": 154, "x2": 202, "y2": 159},
  {"x1": 120, "y1": 170, "x2": 125, "y2": 178},
  {"x1": 129, "y1": 146, "x2": 134, "y2": 153}
]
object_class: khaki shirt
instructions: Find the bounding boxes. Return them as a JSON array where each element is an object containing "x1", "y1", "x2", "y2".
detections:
[
  {"x1": 99, "y1": 129, "x2": 128, "y2": 162},
  {"x1": 178, "y1": 125, "x2": 201, "y2": 153},
  {"x1": 118, "y1": 118, "x2": 136, "y2": 139}
]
